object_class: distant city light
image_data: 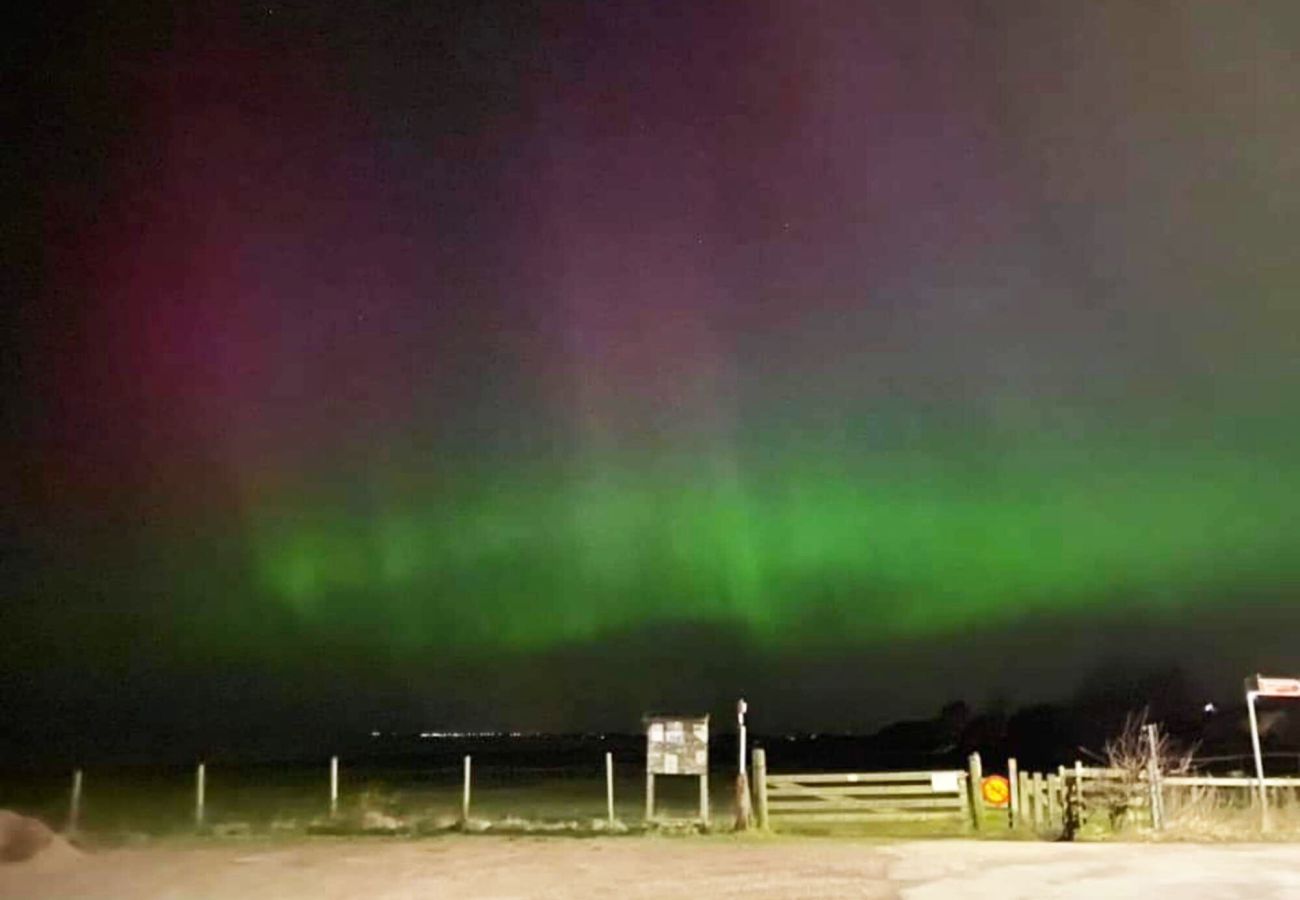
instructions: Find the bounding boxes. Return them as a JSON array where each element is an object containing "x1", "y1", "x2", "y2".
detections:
[{"x1": 369, "y1": 729, "x2": 546, "y2": 739}]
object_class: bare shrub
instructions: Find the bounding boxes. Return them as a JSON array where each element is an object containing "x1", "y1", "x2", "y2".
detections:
[{"x1": 1096, "y1": 709, "x2": 1194, "y2": 831}]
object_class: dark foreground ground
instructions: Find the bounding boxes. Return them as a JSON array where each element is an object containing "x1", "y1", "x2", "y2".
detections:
[{"x1": 3, "y1": 835, "x2": 1299, "y2": 899}]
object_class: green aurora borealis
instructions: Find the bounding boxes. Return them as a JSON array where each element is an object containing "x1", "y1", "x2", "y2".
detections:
[{"x1": 248, "y1": 417, "x2": 1298, "y2": 655}]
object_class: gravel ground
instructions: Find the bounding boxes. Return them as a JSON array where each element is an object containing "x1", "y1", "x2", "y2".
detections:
[{"x1": 3, "y1": 835, "x2": 1300, "y2": 899}]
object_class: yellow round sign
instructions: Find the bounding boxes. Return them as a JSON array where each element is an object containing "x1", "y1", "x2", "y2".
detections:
[{"x1": 981, "y1": 774, "x2": 1010, "y2": 808}]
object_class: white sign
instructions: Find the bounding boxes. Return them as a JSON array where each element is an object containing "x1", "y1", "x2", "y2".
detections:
[
  {"x1": 1256, "y1": 677, "x2": 1300, "y2": 697},
  {"x1": 930, "y1": 772, "x2": 961, "y2": 793}
]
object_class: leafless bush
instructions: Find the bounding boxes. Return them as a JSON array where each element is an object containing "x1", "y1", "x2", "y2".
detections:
[
  {"x1": 1105, "y1": 709, "x2": 1195, "y2": 775},
  {"x1": 1097, "y1": 709, "x2": 1195, "y2": 830}
]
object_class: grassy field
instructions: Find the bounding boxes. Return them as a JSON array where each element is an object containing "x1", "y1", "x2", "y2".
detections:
[
  {"x1": 0, "y1": 764, "x2": 755, "y2": 838},
  {"x1": 17, "y1": 758, "x2": 1300, "y2": 844},
  {"x1": 0, "y1": 765, "x2": 990, "y2": 841},
  {"x1": 11, "y1": 765, "x2": 1300, "y2": 848}
]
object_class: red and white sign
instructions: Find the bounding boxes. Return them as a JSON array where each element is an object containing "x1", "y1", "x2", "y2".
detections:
[{"x1": 1255, "y1": 676, "x2": 1300, "y2": 697}]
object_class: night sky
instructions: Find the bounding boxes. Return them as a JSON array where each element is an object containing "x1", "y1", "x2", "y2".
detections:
[{"x1": 7, "y1": 1, "x2": 1299, "y2": 754}]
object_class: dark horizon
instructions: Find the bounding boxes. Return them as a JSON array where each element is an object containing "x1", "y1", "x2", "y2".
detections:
[{"x1": 4, "y1": 614, "x2": 1291, "y2": 769}]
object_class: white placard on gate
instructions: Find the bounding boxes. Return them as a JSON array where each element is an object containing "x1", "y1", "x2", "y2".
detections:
[{"x1": 930, "y1": 771, "x2": 960, "y2": 793}]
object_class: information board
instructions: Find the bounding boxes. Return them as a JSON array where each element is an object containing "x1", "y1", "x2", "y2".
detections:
[{"x1": 646, "y1": 715, "x2": 709, "y2": 776}]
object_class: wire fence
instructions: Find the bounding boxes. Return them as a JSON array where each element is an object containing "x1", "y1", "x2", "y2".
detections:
[{"x1": 0, "y1": 753, "x2": 738, "y2": 836}]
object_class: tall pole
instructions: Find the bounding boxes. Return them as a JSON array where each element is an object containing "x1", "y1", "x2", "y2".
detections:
[
  {"x1": 1247, "y1": 688, "x2": 1269, "y2": 829},
  {"x1": 738, "y1": 698, "x2": 747, "y2": 776},
  {"x1": 735, "y1": 698, "x2": 753, "y2": 829}
]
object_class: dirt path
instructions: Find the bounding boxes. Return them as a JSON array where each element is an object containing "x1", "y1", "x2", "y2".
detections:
[{"x1": 3, "y1": 836, "x2": 1299, "y2": 899}]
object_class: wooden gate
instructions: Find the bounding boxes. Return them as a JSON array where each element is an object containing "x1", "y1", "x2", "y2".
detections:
[{"x1": 758, "y1": 766, "x2": 973, "y2": 829}]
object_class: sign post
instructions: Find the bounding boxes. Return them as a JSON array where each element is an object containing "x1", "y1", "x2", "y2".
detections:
[
  {"x1": 735, "y1": 699, "x2": 753, "y2": 829},
  {"x1": 738, "y1": 699, "x2": 747, "y2": 776},
  {"x1": 1245, "y1": 674, "x2": 1300, "y2": 831}
]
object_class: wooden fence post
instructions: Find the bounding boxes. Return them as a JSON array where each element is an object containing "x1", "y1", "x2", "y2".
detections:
[
  {"x1": 967, "y1": 752, "x2": 984, "y2": 831},
  {"x1": 1074, "y1": 760, "x2": 1085, "y2": 827},
  {"x1": 462, "y1": 755, "x2": 472, "y2": 823},
  {"x1": 1145, "y1": 723, "x2": 1165, "y2": 831},
  {"x1": 1018, "y1": 769, "x2": 1031, "y2": 827},
  {"x1": 1007, "y1": 758, "x2": 1019, "y2": 829},
  {"x1": 1062, "y1": 759, "x2": 1083, "y2": 837},
  {"x1": 195, "y1": 762, "x2": 206, "y2": 828},
  {"x1": 330, "y1": 756, "x2": 339, "y2": 818},
  {"x1": 1047, "y1": 774, "x2": 1061, "y2": 827},
  {"x1": 605, "y1": 752, "x2": 615, "y2": 825},
  {"x1": 68, "y1": 769, "x2": 83, "y2": 834},
  {"x1": 752, "y1": 748, "x2": 769, "y2": 831},
  {"x1": 734, "y1": 771, "x2": 753, "y2": 831},
  {"x1": 1031, "y1": 772, "x2": 1045, "y2": 828}
]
